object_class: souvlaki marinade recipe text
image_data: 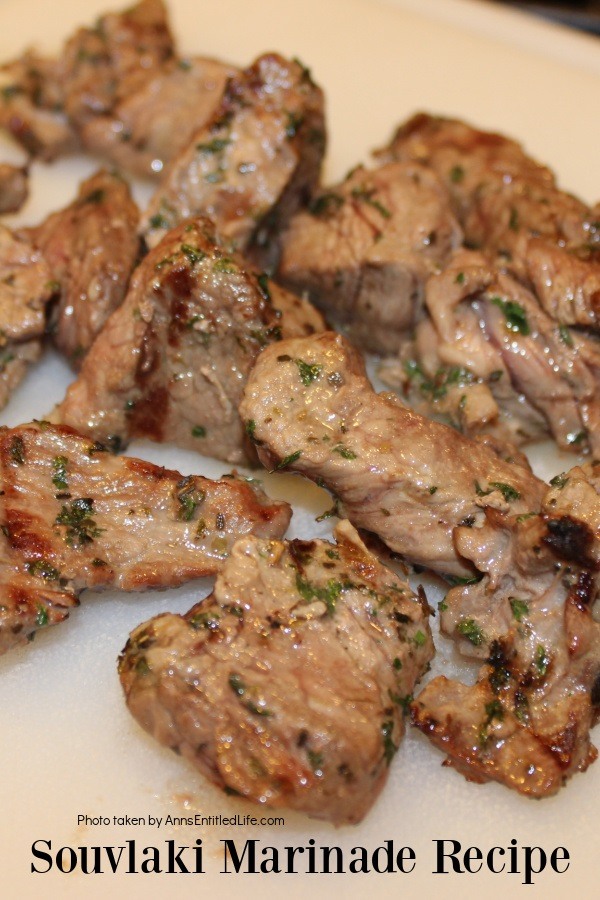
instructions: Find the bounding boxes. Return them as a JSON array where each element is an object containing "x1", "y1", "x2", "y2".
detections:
[{"x1": 30, "y1": 834, "x2": 569, "y2": 884}]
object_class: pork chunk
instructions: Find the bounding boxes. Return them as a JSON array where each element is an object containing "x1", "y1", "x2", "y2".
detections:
[
  {"x1": 79, "y1": 57, "x2": 236, "y2": 179},
  {"x1": 141, "y1": 53, "x2": 326, "y2": 267},
  {"x1": 413, "y1": 492, "x2": 600, "y2": 796},
  {"x1": 119, "y1": 520, "x2": 433, "y2": 824},
  {"x1": 23, "y1": 169, "x2": 140, "y2": 368},
  {"x1": 54, "y1": 218, "x2": 284, "y2": 463},
  {"x1": 0, "y1": 421, "x2": 290, "y2": 654},
  {"x1": 378, "y1": 112, "x2": 600, "y2": 328},
  {"x1": 0, "y1": 225, "x2": 56, "y2": 408},
  {"x1": 380, "y1": 248, "x2": 600, "y2": 453},
  {"x1": 278, "y1": 161, "x2": 462, "y2": 355},
  {"x1": 240, "y1": 332, "x2": 544, "y2": 576}
]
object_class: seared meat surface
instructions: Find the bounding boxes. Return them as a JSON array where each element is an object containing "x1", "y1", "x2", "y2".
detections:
[
  {"x1": 378, "y1": 113, "x2": 600, "y2": 329},
  {"x1": 0, "y1": 51, "x2": 78, "y2": 160},
  {"x1": 278, "y1": 161, "x2": 462, "y2": 355},
  {"x1": 0, "y1": 225, "x2": 56, "y2": 408},
  {"x1": 141, "y1": 53, "x2": 326, "y2": 267},
  {"x1": 79, "y1": 56, "x2": 236, "y2": 179},
  {"x1": 240, "y1": 332, "x2": 544, "y2": 576},
  {"x1": 0, "y1": 421, "x2": 290, "y2": 654},
  {"x1": 0, "y1": 1, "x2": 228, "y2": 178},
  {"x1": 60, "y1": 0, "x2": 174, "y2": 129},
  {"x1": 119, "y1": 520, "x2": 433, "y2": 824},
  {"x1": 54, "y1": 217, "x2": 284, "y2": 463},
  {"x1": 412, "y1": 467, "x2": 600, "y2": 797},
  {"x1": 23, "y1": 169, "x2": 140, "y2": 368},
  {"x1": 0, "y1": 163, "x2": 28, "y2": 215},
  {"x1": 380, "y1": 248, "x2": 600, "y2": 453}
]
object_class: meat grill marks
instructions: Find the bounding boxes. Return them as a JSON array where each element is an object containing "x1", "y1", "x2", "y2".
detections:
[
  {"x1": 0, "y1": 224, "x2": 56, "y2": 410},
  {"x1": 240, "y1": 331, "x2": 544, "y2": 577},
  {"x1": 0, "y1": 421, "x2": 291, "y2": 654},
  {"x1": 380, "y1": 248, "x2": 600, "y2": 454},
  {"x1": 119, "y1": 520, "x2": 433, "y2": 824},
  {"x1": 278, "y1": 160, "x2": 462, "y2": 355},
  {"x1": 412, "y1": 467, "x2": 600, "y2": 797},
  {"x1": 22, "y1": 169, "x2": 140, "y2": 368},
  {"x1": 0, "y1": 163, "x2": 28, "y2": 215},
  {"x1": 141, "y1": 53, "x2": 326, "y2": 268},
  {"x1": 0, "y1": 1, "x2": 234, "y2": 178},
  {"x1": 377, "y1": 112, "x2": 600, "y2": 329},
  {"x1": 54, "y1": 217, "x2": 286, "y2": 464}
]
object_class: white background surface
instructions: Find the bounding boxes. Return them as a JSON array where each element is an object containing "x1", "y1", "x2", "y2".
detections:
[{"x1": 0, "y1": 0, "x2": 598, "y2": 897}]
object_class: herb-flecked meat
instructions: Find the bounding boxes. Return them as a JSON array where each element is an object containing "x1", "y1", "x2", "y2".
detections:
[
  {"x1": 0, "y1": 422, "x2": 290, "y2": 655},
  {"x1": 119, "y1": 520, "x2": 433, "y2": 824},
  {"x1": 380, "y1": 248, "x2": 600, "y2": 453},
  {"x1": 378, "y1": 112, "x2": 600, "y2": 329},
  {"x1": 412, "y1": 465, "x2": 600, "y2": 797},
  {"x1": 23, "y1": 169, "x2": 140, "y2": 368},
  {"x1": 79, "y1": 56, "x2": 236, "y2": 179},
  {"x1": 278, "y1": 161, "x2": 462, "y2": 355},
  {"x1": 141, "y1": 53, "x2": 326, "y2": 267},
  {"x1": 53, "y1": 218, "x2": 289, "y2": 463},
  {"x1": 240, "y1": 332, "x2": 544, "y2": 577}
]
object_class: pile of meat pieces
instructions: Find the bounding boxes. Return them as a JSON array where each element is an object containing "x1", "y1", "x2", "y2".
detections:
[
  {"x1": 241, "y1": 331, "x2": 600, "y2": 798},
  {"x1": 1, "y1": 0, "x2": 600, "y2": 825},
  {"x1": 279, "y1": 113, "x2": 600, "y2": 454}
]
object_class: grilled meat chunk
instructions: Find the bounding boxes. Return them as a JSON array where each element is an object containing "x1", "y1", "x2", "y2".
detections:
[
  {"x1": 54, "y1": 217, "x2": 284, "y2": 463},
  {"x1": 0, "y1": 163, "x2": 28, "y2": 215},
  {"x1": 240, "y1": 332, "x2": 544, "y2": 576},
  {"x1": 60, "y1": 0, "x2": 174, "y2": 128},
  {"x1": 412, "y1": 474, "x2": 600, "y2": 797},
  {"x1": 0, "y1": 51, "x2": 78, "y2": 160},
  {"x1": 278, "y1": 161, "x2": 462, "y2": 355},
  {"x1": 0, "y1": 421, "x2": 291, "y2": 654},
  {"x1": 119, "y1": 520, "x2": 433, "y2": 824},
  {"x1": 0, "y1": 224, "x2": 56, "y2": 408},
  {"x1": 141, "y1": 53, "x2": 326, "y2": 267},
  {"x1": 79, "y1": 56, "x2": 236, "y2": 179},
  {"x1": 0, "y1": 2, "x2": 236, "y2": 179},
  {"x1": 378, "y1": 112, "x2": 600, "y2": 328},
  {"x1": 23, "y1": 169, "x2": 140, "y2": 368},
  {"x1": 380, "y1": 249, "x2": 600, "y2": 453}
]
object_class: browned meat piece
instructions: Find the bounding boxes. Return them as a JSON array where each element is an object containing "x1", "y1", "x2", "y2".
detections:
[
  {"x1": 54, "y1": 217, "x2": 284, "y2": 463},
  {"x1": 119, "y1": 520, "x2": 433, "y2": 824},
  {"x1": 23, "y1": 169, "x2": 140, "y2": 368},
  {"x1": 0, "y1": 163, "x2": 28, "y2": 214},
  {"x1": 524, "y1": 238, "x2": 600, "y2": 330},
  {"x1": 269, "y1": 281, "x2": 327, "y2": 339},
  {"x1": 141, "y1": 53, "x2": 326, "y2": 267},
  {"x1": 278, "y1": 161, "x2": 462, "y2": 355},
  {"x1": 540, "y1": 461, "x2": 600, "y2": 570},
  {"x1": 0, "y1": 421, "x2": 291, "y2": 654},
  {"x1": 378, "y1": 112, "x2": 600, "y2": 329},
  {"x1": 376, "y1": 112, "x2": 555, "y2": 224},
  {"x1": 61, "y1": 0, "x2": 174, "y2": 128},
  {"x1": 240, "y1": 332, "x2": 545, "y2": 577},
  {"x1": 79, "y1": 57, "x2": 236, "y2": 180},
  {"x1": 380, "y1": 249, "x2": 600, "y2": 453},
  {"x1": 0, "y1": 225, "x2": 56, "y2": 408},
  {"x1": 0, "y1": 52, "x2": 77, "y2": 160},
  {"x1": 412, "y1": 472, "x2": 600, "y2": 797}
]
